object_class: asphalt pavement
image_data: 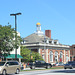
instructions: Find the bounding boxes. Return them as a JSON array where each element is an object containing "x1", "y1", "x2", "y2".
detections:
[{"x1": 17, "y1": 68, "x2": 75, "y2": 75}]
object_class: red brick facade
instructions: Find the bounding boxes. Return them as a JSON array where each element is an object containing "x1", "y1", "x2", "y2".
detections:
[
  {"x1": 70, "y1": 45, "x2": 75, "y2": 61},
  {"x1": 39, "y1": 48, "x2": 70, "y2": 64}
]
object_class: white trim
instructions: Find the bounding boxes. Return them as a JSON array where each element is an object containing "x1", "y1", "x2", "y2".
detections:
[
  {"x1": 46, "y1": 49, "x2": 48, "y2": 63},
  {"x1": 55, "y1": 51, "x2": 58, "y2": 62},
  {"x1": 38, "y1": 48, "x2": 40, "y2": 54},
  {"x1": 23, "y1": 43, "x2": 70, "y2": 48},
  {"x1": 50, "y1": 51, "x2": 53, "y2": 62}
]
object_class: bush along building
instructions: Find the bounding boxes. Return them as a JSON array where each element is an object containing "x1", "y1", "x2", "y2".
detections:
[{"x1": 22, "y1": 23, "x2": 70, "y2": 64}]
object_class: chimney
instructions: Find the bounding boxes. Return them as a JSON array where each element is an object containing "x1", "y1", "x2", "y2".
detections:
[{"x1": 45, "y1": 30, "x2": 51, "y2": 39}]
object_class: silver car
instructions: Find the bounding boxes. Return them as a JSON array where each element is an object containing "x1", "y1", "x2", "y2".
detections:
[{"x1": 0, "y1": 61, "x2": 20, "y2": 75}]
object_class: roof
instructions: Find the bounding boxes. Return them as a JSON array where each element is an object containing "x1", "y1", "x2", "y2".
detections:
[{"x1": 24, "y1": 33, "x2": 50, "y2": 43}]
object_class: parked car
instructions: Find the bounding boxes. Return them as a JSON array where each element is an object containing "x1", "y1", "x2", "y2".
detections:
[
  {"x1": 55, "y1": 62, "x2": 64, "y2": 66},
  {"x1": 64, "y1": 61, "x2": 75, "y2": 69},
  {"x1": 28, "y1": 60, "x2": 52, "y2": 69},
  {"x1": 0, "y1": 61, "x2": 20, "y2": 75}
]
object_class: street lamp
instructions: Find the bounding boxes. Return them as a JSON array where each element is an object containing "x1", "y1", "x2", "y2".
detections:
[{"x1": 10, "y1": 13, "x2": 21, "y2": 60}]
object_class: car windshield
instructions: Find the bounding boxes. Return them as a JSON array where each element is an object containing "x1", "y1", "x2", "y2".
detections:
[{"x1": 0, "y1": 62, "x2": 5, "y2": 66}]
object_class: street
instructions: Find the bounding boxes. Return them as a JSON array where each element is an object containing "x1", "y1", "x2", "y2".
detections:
[{"x1": 16, "y1": 68, "x2": 75, "y2": 75}]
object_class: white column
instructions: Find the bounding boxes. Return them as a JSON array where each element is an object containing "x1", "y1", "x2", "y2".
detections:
[
  {"x1": 19, "y1": 58, "x2": 21, "y2": 62},
  {"x1": 46, "y1": 49, "x2": 48, "y2": 63},
  {"x1": 38, "y1": 48, "x2": 40, "y2": 54}
]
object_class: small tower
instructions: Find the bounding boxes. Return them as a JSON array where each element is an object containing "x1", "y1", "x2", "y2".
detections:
[
  {"x1": 36, "y1": 22, "x2": 41, "y2": 32},
  {"x1": 35, "y1": 23, "x2": 43, "y2": 36}
]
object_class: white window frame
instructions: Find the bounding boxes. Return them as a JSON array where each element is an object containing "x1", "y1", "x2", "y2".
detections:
[
  {"x1": 60, "y1": 51, "x2": 63, "y2": 62},
  {"x1": 50, "y1": 51, "x2": 53, "y2": 62},
  {"x1": 55, "y1": 51, "x2": 58, "y2": 62}
]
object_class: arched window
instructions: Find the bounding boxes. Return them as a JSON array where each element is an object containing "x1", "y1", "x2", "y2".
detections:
[
  {"x1": 50, "y1": 51, "x2": 53, "y2": 62},
  {"x1": 60, "y1": 51, "x2": 63, "y2": 62},
  {"x1": 55, "y1": 51, "x2": 58, "y2": 62}
]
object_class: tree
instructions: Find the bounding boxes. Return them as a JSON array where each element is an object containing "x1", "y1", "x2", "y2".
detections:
[
  {"x1": 31, "y1": 52, "x2": 44, "y2": 62},
  {"x1": 20, "y1": 46, "x2": 31, "y2": 62},
  {"x1": 0, "y1": 25, "x2": 22, "y2": 58},
  {"x1": 21, "y1": 46, "x2": 44, "y2": 62}
]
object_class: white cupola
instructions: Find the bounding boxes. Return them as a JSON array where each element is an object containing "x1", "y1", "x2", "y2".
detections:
[{"x1": 35, "y1": 23, "x2": 43, "y2": 36}]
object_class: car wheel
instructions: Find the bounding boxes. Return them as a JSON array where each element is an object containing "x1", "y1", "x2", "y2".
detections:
[
  {"x1": 70, "y1": 67, "x2": 73, "y2": 69},
  {"x1": 16, "y1": 68, "x2": 20, "y2": 74},
  {"x1": 2, "y1": 69, "x2": 7, "y2": 75},
  {"x1": 46, "y1": 65, "x2": 51, "y2": 69},
  {"x1": 32, "y1": 66, "x2": 35, "y2": 69},
  {"x1": 64, "y1": 67, "x2": 66, "y2": 69}
]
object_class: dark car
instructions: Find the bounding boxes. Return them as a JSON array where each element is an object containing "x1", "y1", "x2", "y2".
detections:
[
  {"x1": 28, "y1": 60, "x2": 52, "y2": 69},
  {"x1": 64, "y1": 61, "x2": 75, "y2": 69}
]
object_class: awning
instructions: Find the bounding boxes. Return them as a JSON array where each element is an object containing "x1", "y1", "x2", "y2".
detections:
[{"x1": 6, "y1": 54, "x2": 23, "y2": 59}]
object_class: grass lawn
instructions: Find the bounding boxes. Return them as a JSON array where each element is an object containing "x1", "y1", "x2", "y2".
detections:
[{"x1": 21, "y1": 66, "x2": 64, "y2": 71}]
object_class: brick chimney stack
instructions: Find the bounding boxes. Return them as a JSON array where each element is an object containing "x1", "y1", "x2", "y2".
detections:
[{"x1": 45, "y1": 30, "x2": 51, "y2": 39}]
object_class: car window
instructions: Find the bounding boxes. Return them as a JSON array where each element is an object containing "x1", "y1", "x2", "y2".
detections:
[
  {"x1": 14, "y1": 62, "x2": 19, "y2": 65},
  {"x1": 41, "y1": 61, "x2": 45, "y2": 64},
  {"x1": 35, "y1": 61, "x2": 41, "y2": 64},
  {"x1": 6, "y1": 62, "x2": 18, "y2": 66},
  {"x1": 6, "y1": 62, "x2": 14, "y2": 66},
  {"x1": 0, "y1": 62, "x2": 5, "y2": 66}
]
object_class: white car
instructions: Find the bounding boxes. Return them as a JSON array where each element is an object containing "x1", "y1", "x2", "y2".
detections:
[{"x1": 55, "y1": 62, "x2": 64, "y2": 66}]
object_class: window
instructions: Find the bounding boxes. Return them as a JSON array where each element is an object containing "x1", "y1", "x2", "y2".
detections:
[
  {"x1": 0, "y1": 62, "x2": 5, "y2": 66},
  {"x1": 6, "y1": 62, "x2": 14, "y2": 66},
  {"x1": 54, "y1": 42, "x2": 57, "y2": 44},
  {"x1": 41, "y1": 61, "x2": 45, "y2": 64},
  {"x1": 55, "y1": 51, "x2": 58, "y2": 62},
  {"x1": 49, "y1": 41, "x2": 52, "y2": 44},
  {"x1": 42, "y1": 49, "x2": 44, "y2": 52},
  {"x1": 66, "y1": 55, "x2": 69, "y2": 62},
  {"x1": 14, "y1": 62, "x2": 19, "y2": 65},
  {"x1": 50, "y1": 51, "x2": 53, "y2": 62},
  {"x1": 60, "y1": 51, "x2": 63, "y2": 62},
  {"x1": 6, "y1": 62, "x2": 19, "y2": 66}
]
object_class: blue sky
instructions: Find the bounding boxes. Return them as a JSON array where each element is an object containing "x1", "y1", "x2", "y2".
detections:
[{"x1": 0, "y1": 0, "x2": 75, "y2": 45}]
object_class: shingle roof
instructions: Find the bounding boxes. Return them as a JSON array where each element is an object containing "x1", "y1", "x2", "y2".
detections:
[{"x1": 24, "y1": 33, "x2": 50, "y2": 43}]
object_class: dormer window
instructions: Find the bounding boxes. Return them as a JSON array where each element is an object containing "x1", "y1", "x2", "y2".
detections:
[
  {"x1": 49, "y1": 41, "x2": 52, "y2": 44},
  {"x1": 54, "y1": 42, "x2": 57, "y2": 44}
]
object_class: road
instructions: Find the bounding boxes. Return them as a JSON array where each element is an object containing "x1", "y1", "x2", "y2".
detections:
[{"x1": 16, "y1": 68, "x2": 75, "y2": 75}]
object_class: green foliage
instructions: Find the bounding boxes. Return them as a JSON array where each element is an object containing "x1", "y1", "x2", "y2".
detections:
[
  {"x1": 21, "y1": 46, "x2": 31, "y2": 62},
  {"x1": 0, "y1": 25, "x2": 22, "y2": 57},
  {"x1": 21, "y1": 46, "x2": 44, "y2": 62},
  {"x1": 31, "y1": 52, "x2": 44, "y2": 62}
]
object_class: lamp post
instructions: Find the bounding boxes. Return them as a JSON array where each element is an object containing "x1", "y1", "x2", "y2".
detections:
[{"x1": 10, "y1": 13, "x2": 21, "y2": 60}]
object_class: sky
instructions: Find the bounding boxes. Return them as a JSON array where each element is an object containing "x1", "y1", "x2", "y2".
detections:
[{"x1": 0, "y1": 0, "x2": 75, "y2": 46}]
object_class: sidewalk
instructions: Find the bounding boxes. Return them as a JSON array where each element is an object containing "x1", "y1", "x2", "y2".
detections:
[{"x1": 23, "y1": 68, "x2": 30, "y2": 70}]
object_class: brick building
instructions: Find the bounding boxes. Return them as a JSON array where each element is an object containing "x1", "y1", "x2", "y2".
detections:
[
  {"x1": 22, "y1": 23, "x2": 70, "y2": 64},
  {"x1": 70, "y1": 45, "x2": 75, "y2": 61}
]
